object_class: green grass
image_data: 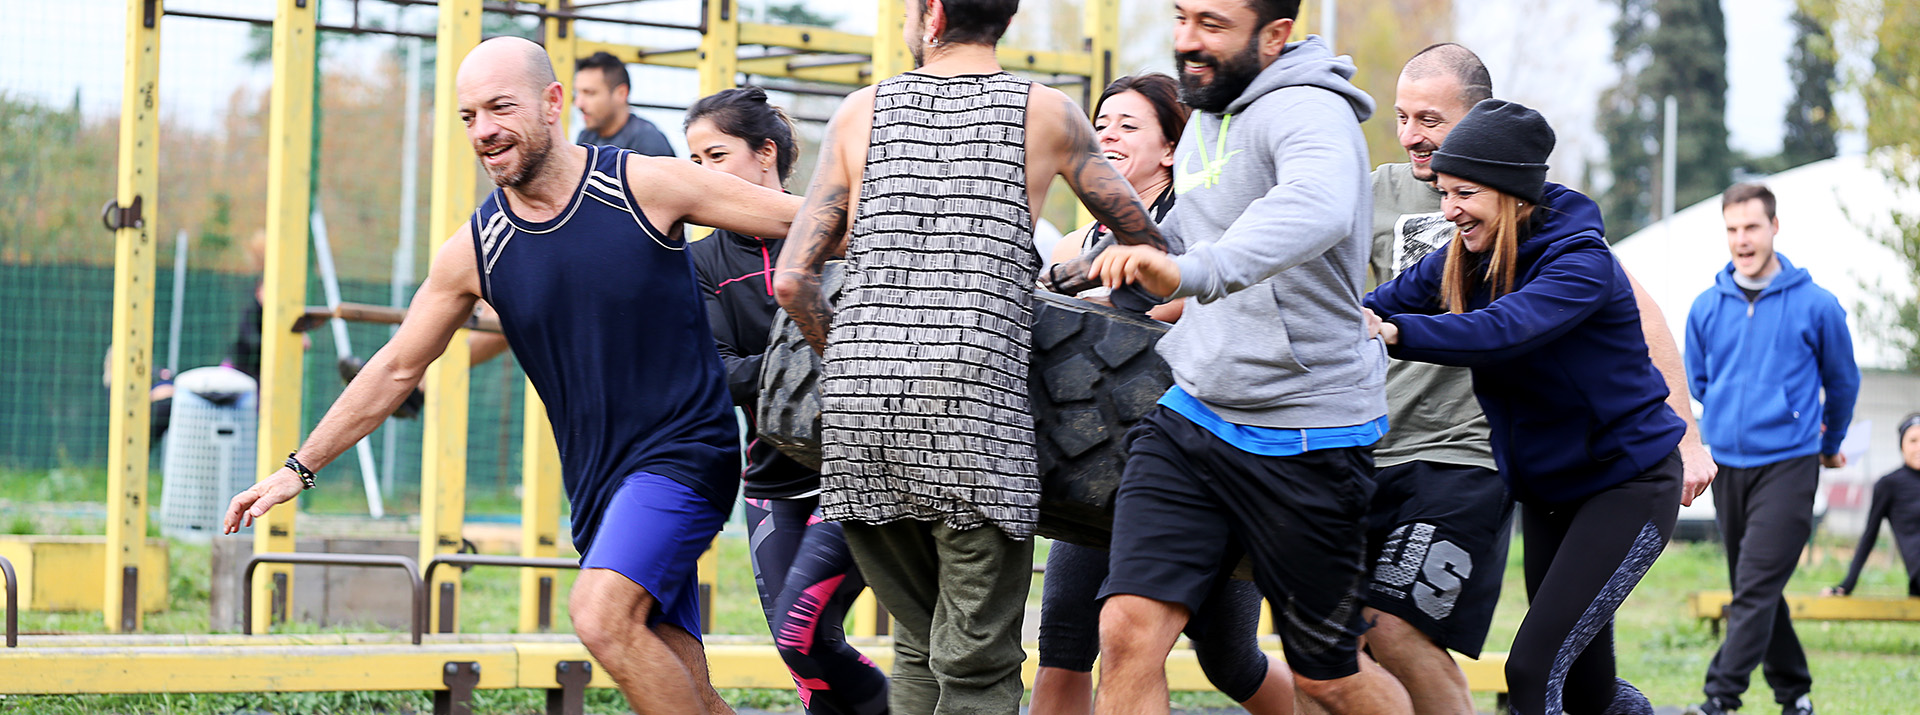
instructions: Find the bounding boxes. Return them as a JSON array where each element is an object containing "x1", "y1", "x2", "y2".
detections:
[{"x1": 3, "y1": 471, "x2": 1916, "y2": 713}]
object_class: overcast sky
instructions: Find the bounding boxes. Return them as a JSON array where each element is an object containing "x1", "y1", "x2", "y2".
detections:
[{"x1": 0, "y1": 0, "x2": 1866, "y2": 178}]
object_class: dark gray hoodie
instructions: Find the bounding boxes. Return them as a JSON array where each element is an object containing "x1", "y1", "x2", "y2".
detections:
[{"x1": 1158, "y1": 35, "x2": 1387, "y2": 429}]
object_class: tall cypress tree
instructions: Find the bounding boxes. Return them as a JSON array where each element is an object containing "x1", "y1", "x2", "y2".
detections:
[
  {"x1": 1597, "y1": 0, "x2": 1733, "y2": 238},
  {"x1": 1780, "y1": 6, "x2": 1839, "y2": 168}
]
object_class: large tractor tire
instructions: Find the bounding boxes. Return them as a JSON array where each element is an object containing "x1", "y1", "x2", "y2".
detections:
[
  {"x1": 756, "y1": 263, "x2": 846, "y2": 471},
  {"x1": 756, "y1": 266, "x2": 1174, "y2": 549}
]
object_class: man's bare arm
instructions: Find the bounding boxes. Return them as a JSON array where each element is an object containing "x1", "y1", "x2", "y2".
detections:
[
  {"x1": 1038, "y1": 90, "x2": 1167, "y2": 295},
  {"x1": 773, "y1": 93, "x2": 863, "y2": 355},
  {"x1": 225, "y1": 231, "x2": 482, "y2": 532},
  {"x1": 1048, "y1": 91, "x2": 1164, "y2": 251},
  {"x1": 1629, "y1": 270, "x2": 1716, "y2": 506},
  {"x1": 634, "y1": 155, "x2": 805, "y2": 239}
]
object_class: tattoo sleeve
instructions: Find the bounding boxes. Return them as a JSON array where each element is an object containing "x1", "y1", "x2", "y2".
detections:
[
  {"x1": 778, "y1": 128, "x2": 851, "y2": 356},
  {"x1": 1058, "y1": 94, "x2": 1166, "y2": 252}
]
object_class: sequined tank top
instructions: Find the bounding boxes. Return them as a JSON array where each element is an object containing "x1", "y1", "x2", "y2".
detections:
[{"x1": 818, "y1": 71, "x2": 1042, "y2": 538}]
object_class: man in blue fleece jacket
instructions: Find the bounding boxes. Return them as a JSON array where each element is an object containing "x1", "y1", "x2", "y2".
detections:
[{"x1": 1685, "y1": 182, "x2": 1859, "y2": 715}]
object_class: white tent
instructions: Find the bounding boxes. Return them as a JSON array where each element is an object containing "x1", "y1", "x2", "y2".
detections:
[{"x1": 1612, "y1": 153, "x2": 1917, "y2": 370}]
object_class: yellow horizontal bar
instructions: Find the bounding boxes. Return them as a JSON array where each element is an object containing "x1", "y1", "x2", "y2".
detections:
[
  {"x1": 1689, "y1": 591, "x2": 1920, "y2": 621},
  {"x1": 0, "y1": 645, "x2": 517, "y2": 694},
  {"x1": 738, "y1": 22, "x2": 871, "y2": 55},
  {"x1": 0, "y1": 639, "x2": 1508, "y2": 695},
  {"x1": 997, "y1": 47, "x2": 1093, "y2": 76}
]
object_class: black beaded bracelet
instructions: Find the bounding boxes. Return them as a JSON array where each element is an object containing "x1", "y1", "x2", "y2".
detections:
[{"x1": 285, "y1": 452, "x2": 317, "y2": 490}]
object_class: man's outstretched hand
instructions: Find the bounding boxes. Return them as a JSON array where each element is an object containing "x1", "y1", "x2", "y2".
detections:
[
  {"x1": 1088, "y1": 244, "x2": 1180, "y2": 298},
  {"x1": 223, "y1": 469, "x2": 305, "y2": 534}
]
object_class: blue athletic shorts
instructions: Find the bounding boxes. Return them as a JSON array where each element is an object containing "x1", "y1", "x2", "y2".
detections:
[{"x1": 578, "y1": 472, "x2": 729, "y2": 640}]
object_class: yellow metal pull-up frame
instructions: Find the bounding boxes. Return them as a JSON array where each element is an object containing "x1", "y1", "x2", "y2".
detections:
[{"x1": 108, "y1": 0, "x2": 1122, "y2": 636}]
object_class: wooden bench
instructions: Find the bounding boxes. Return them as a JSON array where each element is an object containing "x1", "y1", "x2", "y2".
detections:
[{"x1": 1688, "y1": 591, "x2": 1920, "y2": 635}]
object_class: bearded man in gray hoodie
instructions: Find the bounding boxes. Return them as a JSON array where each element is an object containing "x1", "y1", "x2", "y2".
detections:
[{"x1": 1082, "y1": 1, "x2": 1406, "y2": 714}]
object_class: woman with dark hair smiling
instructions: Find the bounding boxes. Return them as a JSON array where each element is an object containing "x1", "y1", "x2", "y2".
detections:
[
  {"x1": 685, "y1": 87, "x2": 889, "y2": 715},
  {"x1": 1033, "y1": 73, "x2": 1291, "y2": 715},
  {"x1": 1365, "y1": 99, "x2": 1684, "y2": 715}
]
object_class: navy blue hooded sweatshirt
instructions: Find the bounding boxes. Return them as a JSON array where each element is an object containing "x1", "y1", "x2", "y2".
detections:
[{"x1": 1365, "y1": 182, "x2": 1684, "y2": 504}]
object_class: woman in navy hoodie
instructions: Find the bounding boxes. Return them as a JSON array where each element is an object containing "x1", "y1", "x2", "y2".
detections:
[{"x1": 1365, "y1": 99, "x2": 1684, "y2": 715}]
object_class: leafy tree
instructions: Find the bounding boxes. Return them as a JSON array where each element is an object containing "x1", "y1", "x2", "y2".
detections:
[
  {"x1": 1805, "y1": 0, "x2": 1920, "y2": 370},
  {"x1": 746, "y1": 0, "x2": 840, "y2": 27},
  {"x1": 1598, "y1": 0, "x2": 1733, "y2": 238},
  {"x1": 1779, "y1": 4, "x2": 1839, "y2": 168}
]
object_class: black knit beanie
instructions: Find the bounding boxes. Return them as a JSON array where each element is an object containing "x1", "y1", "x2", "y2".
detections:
[{"x1": 1430, "y1": 99, "x2": 1555, "y2": 205}]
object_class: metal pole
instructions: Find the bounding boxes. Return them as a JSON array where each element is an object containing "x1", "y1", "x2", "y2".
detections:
[
  {"x1": 1320, "y1": 0, "x2": 1336, "y2": 48},
  {"x1": 422, "y1": 0, "x2": 483, "y2": 634},
  {"x1": 1662, "y1": 94, "x2": 1678, "y2": 223},
  {"x1": 105, "y1": 0, "x2": 163, "y2": 633},
  {"x1": 167, "y1": 229, "x2": 188, "y2": 376},
  {"x1": 309, "y1": 210, "x2": 386, "y2": 519},
  {"x1": 253, "y1": 0, "x2": 320, "y2": 634},
  {"x1": 386, "y1": 29, "x2": 424, "y2": 500}
]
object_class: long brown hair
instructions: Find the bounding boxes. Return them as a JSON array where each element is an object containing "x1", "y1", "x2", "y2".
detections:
[{"x1": 1439, "y1": 190, "x2": 1535, "y2": 314}]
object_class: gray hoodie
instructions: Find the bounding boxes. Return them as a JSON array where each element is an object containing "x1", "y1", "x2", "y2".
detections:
[{"x1": 1157, "y1": 36, "x2": 1387, "y2": 429}]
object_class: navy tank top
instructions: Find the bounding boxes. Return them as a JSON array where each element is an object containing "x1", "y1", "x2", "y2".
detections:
[{"x1": 470, "y1": 144, "x2": 740, "y2": 552}]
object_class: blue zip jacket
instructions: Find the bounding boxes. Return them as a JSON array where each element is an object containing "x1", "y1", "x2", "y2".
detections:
[
  {"x1": 1684, "y1": 253, "x2": 1858, "y2": 467},
  {"x1": 1365, "y1": 182, "x2": 1684, "y2": 504}
]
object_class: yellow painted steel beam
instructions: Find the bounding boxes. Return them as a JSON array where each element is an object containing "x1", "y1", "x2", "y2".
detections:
[
  {"x1": 995, "y1": 47, "x2": 1093, "y2": 77},
  {"x1": 872, "y1": 0, "x2": 911, "y2": 80},
  {"x1": 0, "y1": 639, "x2": 1512, "y2": 695},
  {"x1": 525, "y1": 11, "x2": 573, "y2": 636},
  {"x1": 104, "y1": 0, "x2": 163, "y2": 634},
  {"x1": 849, "y1": 589, "x2": 883, "y2": 638},
  {"x1": 517, "y1": 387, "x2": 563, "y2": 634},
  {"x1": 736, "y1": 54, "x2": 867, "y2": 85},
  {"x1": 697, "y1": 0, "x2": 740, "y2": 97},
  {"x1": 1689, "y1": 591, "x2": 1920, "y2": 622},
  {"x1": 423, "y1": 0, "x2": 482, "y2": 634},
  {"x1": 544, "y1": 0, "x2": 578, "y2": 136},
  {"x1": 739, "y1": 22, "x2": 871, "y2": 55},
  {"x1": 1, "y1": 537, "x2": 167, "y2": 613},
  {"x1": 1074, "y1": 0, "x2": 1120, "y2": 229},
  {"x1": 250, "y1": 0, "x2": 318, "y2": 636},
  {"x1": 0, "y1": 644, "x2": 517, "y2": 694}
]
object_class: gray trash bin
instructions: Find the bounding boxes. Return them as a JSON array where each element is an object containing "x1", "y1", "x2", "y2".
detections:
[{"x1": 159, "y1": 366, "x2": 258, "y2": 540}]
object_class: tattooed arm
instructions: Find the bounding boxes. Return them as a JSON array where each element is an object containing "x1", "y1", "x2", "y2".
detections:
[
  {"x1": 1032, "y1": 88, "x2": 1169, "y2": 299},
  {"x1": 774, "y1": 87, "x2": 870, "y2": 355}
]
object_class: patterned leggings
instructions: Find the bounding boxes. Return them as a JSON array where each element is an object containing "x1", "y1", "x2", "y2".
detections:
[
  {"x1": 1507, "y1": 452, "x2": 1681, "y2": 715},
  {"x1": 745, "y1": 497, "x2": 891, "y2": 715}
]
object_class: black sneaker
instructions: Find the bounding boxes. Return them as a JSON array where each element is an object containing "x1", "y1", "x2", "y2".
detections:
[
  {"x1": 1685, "y1": 699, "x2": 1736, "y2": 715},
  {"x1": 1781, "y1": 695, "x2": 1813, "y2": 715}
]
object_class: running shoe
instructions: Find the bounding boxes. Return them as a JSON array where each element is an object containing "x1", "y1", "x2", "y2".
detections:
[
  {"x1": 1685, "y1": 698, "x2": 1737, "y2": 715},
  {"x1": 1781, "y1": 695, "x2": 1814, "y2": 715}
]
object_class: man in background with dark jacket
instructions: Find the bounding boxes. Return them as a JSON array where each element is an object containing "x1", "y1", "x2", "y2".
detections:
[
  {"x1": 1685, "y1": 181, "x2": 1859, "y2": 715},
  {"x1": 574, "y1": 52, "x2": 675, "y2": 156}
]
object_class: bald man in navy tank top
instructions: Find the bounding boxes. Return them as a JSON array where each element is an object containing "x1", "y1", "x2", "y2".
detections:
[{"x1": 224, "y1": 37, "x2": 802, "y2": 715}]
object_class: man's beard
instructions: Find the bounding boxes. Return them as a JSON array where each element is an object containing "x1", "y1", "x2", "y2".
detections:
[
  {"x1": 1175, "y1": 37, "x2": 1262, "y2": 115},
  {"x1": 1408, "y1": 140, "x2": 1439, "y2": 182},
  {"x1": 484, "y1": 128, "x2": 554, "y2": 189}
]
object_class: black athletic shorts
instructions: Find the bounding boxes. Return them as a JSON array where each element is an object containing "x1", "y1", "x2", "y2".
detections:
[
  {"x1": 1101, "y1": 406, "x2": 1376, "y2": 681},
  {"x1": 1364, "y1": 460, "x2": 1512, "y2": 658}
]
